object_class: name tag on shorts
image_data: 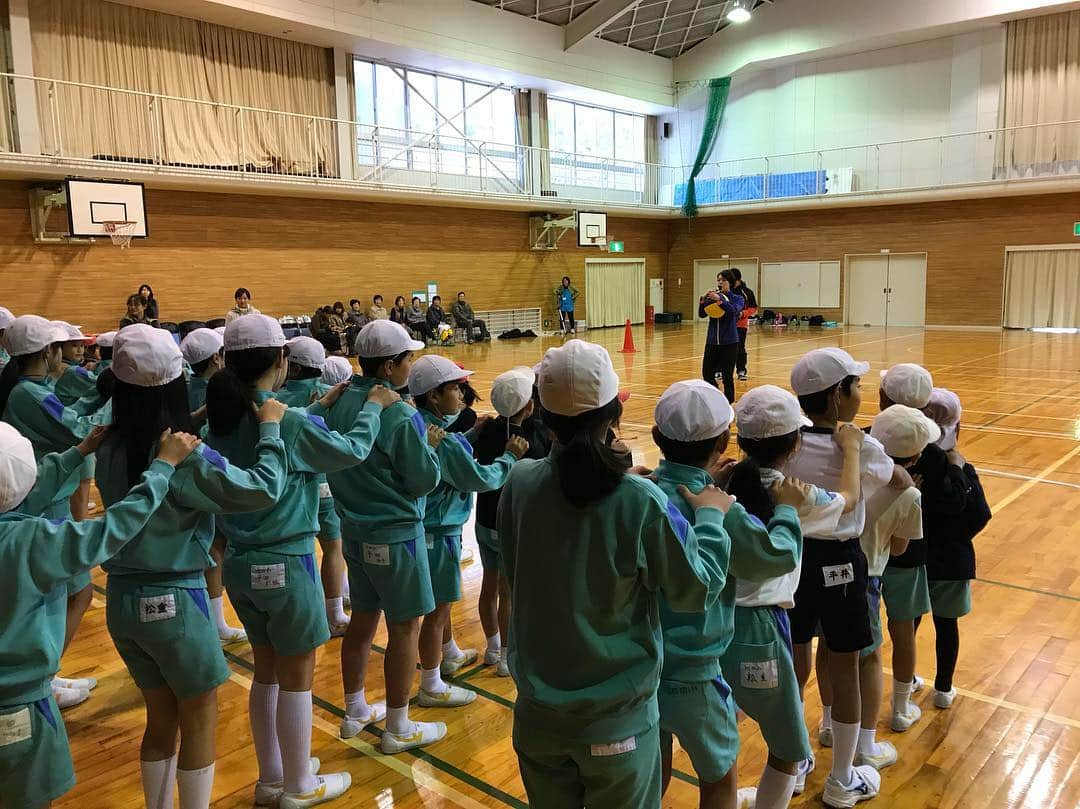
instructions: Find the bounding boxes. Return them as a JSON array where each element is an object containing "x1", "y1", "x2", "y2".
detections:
[
  {"x1": 0, "y1": 708, "x2": 31, "y2": 747},
  {"x1": 318, "y1": 482, "x2": 332, "y2": 499},
  {"x1": 363, "y1": 543, "x2": 391, "y2": 566},
  {"x1": 139, "y1": 594, "x2": 176, "y2": 623},
  {"x1": 822, "y1": 563, "x2": 854, "y2": 587},
  {"x1": 590, "y1": 736, "x2": 637, "y2": 757},
  {"x1": 251, "y1": 563, "x2": 287, "y2": 590},
  {"x1": 741, "y1": 660, "x2": 779, "y2": 689}
]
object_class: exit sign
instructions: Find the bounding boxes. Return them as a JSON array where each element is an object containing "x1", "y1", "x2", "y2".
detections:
[
  {"x1": 608, "y1": 240, "x2": 625, "y2": 252},
  {"x1": 1074, "y1": 222, "x2": 1080, "y2": 237}
]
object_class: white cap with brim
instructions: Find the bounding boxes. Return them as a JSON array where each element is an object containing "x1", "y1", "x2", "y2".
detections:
[
  {"x1": 0, "y1": 307, "x2": 14, "y2": 330},
  {"x1": 538, "y1": 339, "x2": 620, "y2": 417},
  {"x1": 321, "y1": 356, "x2": 354, "y2": 386},
  {"x1": 655, "y1": 380, "x2": 733, "y2": 442},
  {"x1": 53, "y1": 321, "x2": 88, "y2": 343},
  {"x1": 408, "y1": 355, "x2": 473, "y2": 397},
  {"x1": 112, "y1": 324, "x2": 185, "y2": 387},
  {"x1": 0, "y1": 422, "x2": 37, "y2": 513},
  {"x1": 491, "y1": 367, "x2": 535, "y2": 418},
  {"x1": 355, "y1": 320, "x2": 424, "y2": 358},
  {"x1": 224, "y1": 314, "x2": 285, "y2": 351},
  {"x1": 924, "y1": 387, "x2": 962, "y2": 451},
  {"x1": 880, "y1": 363, "x2": 933, "y2": 408},
  {"x1": 180, "y1": 328, "x2": 224, "y2": 366},
  {"x1": 790, "y1": 347, "x2": 871, "y2": 396},
  {"x1": 2, "y1": 315, "x2": 70, "y2": 357},
  {"x1": 870, "y1": 404, "x2": 941, "y2": 459},
  {"x1": 95, "y1": 331, "x2": 118, "y2": 348},
  {"x1": 734, "y1": 384, "x2": 811, "y2": 440},
  {"x1": 286, "y1": 336, "x2": 326, "y2": 370}
]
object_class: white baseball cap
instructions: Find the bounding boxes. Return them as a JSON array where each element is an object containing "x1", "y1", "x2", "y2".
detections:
[
  {"x1": 321, "y1": 356, "x2": 354, "y2": 386},
  {"x1": 734, "y1": 384, "x2": 811, "y2": 440},
  {"x1": 180, "y1": 328, "x2": 224, "y2": 366},
  {"x1": 491, "y1": 367, "x2": 536, "y2": 418},
  {"x1": 870, "y1": 404, "x2": 941, "y2": 459},
  {"x1": 0, "y1": 422, "x2": 37, "y2": 513},
  {"x1": 2, "y1": 315, "x2": 69, "y2": 356},
  {"x1": 286, "y1": 336, "x2": 326, "y2": 370},
  {"x1": 790, "y1": 347, "x2": 870, "y2": 396},
  {"x1": 224, "y1": 314, "x2": 285, "y2": 351},
  {"x1": 112, "y1": 324, "x2": 185, "y2": 387},
  {"x1": 355, "y1": 320, "x2": 424, "y2": 358},
  {"x1": 538, "y1": 340, "x2": 620, "y2": 417},
  {"x1": 53, "y1": 321, "x2": 88, "y2": 343},
  {"x1": 923, "y1": 387, "x2": 962, "y2": 451},
  {"x1": 408, "y1": 355, "x2": 474, "y2": 397},
  {"x1": 655, "y1": 380, "x2": 733, "y2": 442},
  {"x1": 880, "y1": 363, "x2": 933, "y2": 408},
  {"x1": 0, "y1": 307, "x2": 14, "y2": 330},
  {"x1": 95, "y1": 331, "x2": 118, "y2": 348}
]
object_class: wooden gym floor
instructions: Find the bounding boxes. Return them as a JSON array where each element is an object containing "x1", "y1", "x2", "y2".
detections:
[{"x1": 56, "y1": 322, "x2": 1080, "y2": 809}]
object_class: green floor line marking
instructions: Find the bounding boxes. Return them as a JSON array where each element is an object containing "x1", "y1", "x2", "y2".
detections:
[{"x1": 976, "y1": 577, "x2": 1080, "y2": 603}]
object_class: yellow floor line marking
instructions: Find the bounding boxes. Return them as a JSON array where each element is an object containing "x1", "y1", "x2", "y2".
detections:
[{"x1": 989, "y1": 444, "x2": 1080, "y2": 514}]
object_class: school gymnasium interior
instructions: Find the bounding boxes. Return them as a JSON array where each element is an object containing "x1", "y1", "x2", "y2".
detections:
[{"x1": 1, "y1": 0, "x2": 1079, "y2": 807}]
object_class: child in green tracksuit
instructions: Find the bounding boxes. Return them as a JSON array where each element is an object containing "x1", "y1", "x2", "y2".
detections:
[
  {"x1": 0, "y1": 421, "x2": 196, "y2": 809},
  {"x1": 51, "y1": 322, "x2": 100, "y2": 411},
  {"x1": 407, "y1": 355, "x2": 527, "y2": 707},
  {"x1": 321, "y1": 320, "x2": 446, "y2": 755},
  {"x1": 498, "y1": 341, "x2": 733, "y2": 809}
]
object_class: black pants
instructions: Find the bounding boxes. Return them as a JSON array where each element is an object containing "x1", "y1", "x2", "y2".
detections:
[
  {"x1": 559, "y1": 310, "x2": 576, "y2": 333},
  {"x1": 410, "y1": 322, "x2": 435, "y2": 341},
  {"x1": 915, "y1": 614, "x2": 960, "y2": 692},
  {"x1": 736, "y1": 327, "x2": 749, "y2": 374},
  {"x1": 702, "y1": 342, "x2": 738, "y2": 403}
]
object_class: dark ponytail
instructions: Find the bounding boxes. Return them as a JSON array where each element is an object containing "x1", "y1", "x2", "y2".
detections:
[
  {"x1": 111, "y1": 377, "x2": 194, "y2": 487},
  {"x1": 726, "y1": 431, "x2": 802, "y2": 524},
  {"x1": 541, "y1": 397, "x2": 625, "y2": 508},
  {"x1": 0, "y1": 358, "x2": 25, "y2": 415},
  {"x1": 206, "y1": 347, "x2": 282, "y2": 436}
]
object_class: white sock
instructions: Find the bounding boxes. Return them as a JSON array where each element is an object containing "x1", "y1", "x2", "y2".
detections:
[
  {"x1": 387, "y1": 705, "x2": 410, "y2": 735},
  {"x1": 857, "y1": 727, "x2": 878, "y2": 756},
  {"x1": 421, "y1": 666, "x2": 448, "y2": 694},
  {"x1": 830, "y1": 720, "x2": 859, "y2": 786},
  {"x1": 249, "y1": 681, "x2": 283, "y2": 784},
  {"x1": 210, "y1": 596, "x2": 230, "y2": 632},
  {"x1": 177, "y1": 763, "x2": 215, "y2": 809},
  {"x1": 344, "y1": 690, "x2": 370, "y2": 719},
  {"x1": 277, "y1": 690, "x2": 318, "y2": 795},
  {"x1": 755, "y1": 763, "x2": 796, "y2": 809},
  {"x1": 892, "y1": 679, "x2": 912, "y2": 714},
  {"x1": 486, "y1": 633, "x2": 501, "y2": 654},
  {"x1": 442, "y1": 638, "x2": 462, "y2": 660},
  {"x1": 140, "y1": 755, "x2": 177, "y2": 809},
  {"x1": 325, "y1": 596, "x2": 347, "y2": 624},
  {"x1": 822, "y1": 705, "x2": 833, "y2": 729}
]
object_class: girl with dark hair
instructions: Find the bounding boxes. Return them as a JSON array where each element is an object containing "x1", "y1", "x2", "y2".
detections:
[
  {"x1": 497, "y1": 340, "x2": 733, "y2": 808},
  {"x1": 95, "y1": 323, "x2": 290, "y2": 809},
  {"x1": 389, "y1": 295, "x2": 408, "y2": 325},
  {"x1": 120, "y1": 293, "x2": 153, "y2": 330},
  {"x1": 553, "y1": 276, "x2": 579, "y2": 335},
  {"x1": 139, "y1": 284, "x2": 159, "y2": 322},
  {"x1": 445, "y1": 380, "x2": 481, "y2": 434},
  {"x1": 699, "y1": 270, "x2": 744, "y2": 403}
]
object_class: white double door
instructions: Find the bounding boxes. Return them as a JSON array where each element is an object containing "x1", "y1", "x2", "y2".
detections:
[
  {"x1": 693, "y1": 258, "x2": 760, "y2": 321},
  {"x1": 846, "y1": 253, "x2": 927, "y2": 327}
]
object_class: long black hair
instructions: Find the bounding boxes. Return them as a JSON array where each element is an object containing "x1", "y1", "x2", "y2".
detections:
[
  {"x1": 206, "y1": 347, "x2": 282, "y2": 436},
  {"x1": 726, "y1": 431, "x2": 801, "y2": 523},
  {"x1": 111, "y1": 377, "x2": 194, "y2": 487},
  {"x1": 96, "y1": 367, "x2": 116, "y2": 401},
  {"x1": 0, "y1": 351, "x2": 50, "y2": 415},
  {"x1": 541, "y1": 397, "x2": 625, "y2": 508}
]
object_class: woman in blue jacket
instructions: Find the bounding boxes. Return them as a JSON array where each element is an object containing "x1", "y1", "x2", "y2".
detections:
[{"x1": 699, "y1": 269, "x2": 745, "y2": 403}]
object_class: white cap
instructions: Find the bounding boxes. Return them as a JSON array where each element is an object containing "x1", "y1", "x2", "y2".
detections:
[
  {"x1": 734, "y1": 384, "x2": 811, "y2": 439},
  {"x1": 321, "y1": 356, "x2": 354, "y2": 386},
  {"x1": 112, "y1": 324, "x2": 185, "y2": 387},
  {"x1": 54, "y1": 321, "x2": 88, "y2": 343},
  {"x1": 880, "y1": 363, "x2": 933, "y2": 408},
  {"x1": 0, "y1": 422, "x2": 37, "y2": 512},
  {"x1": 408, "y1": 355, "x2": 473, "y2": 397},
  {"x1": 924, "y1": 387, "x2": 962, "y2": 451},
  {"x1": 538, "y1": 340, "x2": 620, "y2": 416},
  {"x1": 355, "y1": 320, "x2": 424, "y2": 358},
  {"x1": 491, "y1": 367, "x2": 536, "y2": 418},
  {"x1": 180, "y1": 328, "x2": 224, "y2": 365},
  {"x1": 0, "y1": 307, "x2": 16, "y2": 330},
  {"x1": 286, "y1": 336, "x2": 326, "y2": 370},
  {"x1": 790, "y1": 347, "x2": 870, "y2": 396},
  {"x1": 655, "y1": 380, "x2": 733, "y2": 442},
  {"x1": 224, "y1": 314, "x2": 285, "y2": 351},
  {"x1": 2, "y1": 315, "x2": 69, "y2": 356},
  {"x1": 870, "y1": 404, "x2": 941, "y2": 459},
  {"x1": 95, "y1": 331, "x2": 118, "y2": 348}
]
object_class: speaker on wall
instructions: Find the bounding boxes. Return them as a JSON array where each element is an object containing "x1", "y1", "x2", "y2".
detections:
[{"x1": 662, "y1": 122, "x2": 673, "y2": 139}]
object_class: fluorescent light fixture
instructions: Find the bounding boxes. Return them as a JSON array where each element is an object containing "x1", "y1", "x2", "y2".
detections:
[
  {"x1": 727, "y1": 0, "x2": 752, "y2": 23},
  {"x1": 1031, "y1": 327, "x2": 1079, "y2": 334}
]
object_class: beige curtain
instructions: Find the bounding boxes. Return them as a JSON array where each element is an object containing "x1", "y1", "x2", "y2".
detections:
[
  {"x1": 514, "y1": 89, "x2": 533, "y2": 192},
  {"x1": 1004, "y1": 249, "x2": 1080, "y2": 328},
  {"x1": 31, "y1": 0, "x2": 336, "y2": 174},
  {"x1": 1001, "y1": 10, "x2": 1080, "y2": 173},
  {"x1": 585, "y1": 259, "x2": 646, "y2": 328},
  {"x1": 0, "y1": 0, "x2": 12, "y2": 152},
  {"x1": 644, "y1": 114, "x2": 660, "y2": 204},
  {"x1": 535, "y1": 90, "x2": 551, "y2": 192}
]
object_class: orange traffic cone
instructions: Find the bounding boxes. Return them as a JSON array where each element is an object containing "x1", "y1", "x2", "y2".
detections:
[{"x1": 620, "y1": 319, "x2": 637, "y2": 353}]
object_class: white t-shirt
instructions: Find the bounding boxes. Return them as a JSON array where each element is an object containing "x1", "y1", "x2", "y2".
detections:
[
  {"x1": 861, "y1": 485, "x2": 922, "y2": 576},
  {"x1": 784, "y1": 428, "x2": 894, "y2": 539},
  {"x1": 735, "y1": 468, "x2": 847, "y2": 609}
]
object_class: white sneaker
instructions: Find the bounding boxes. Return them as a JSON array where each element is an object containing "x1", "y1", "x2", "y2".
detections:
[
  {"x1": 890, "y1": 702, "x2": 922, "y2": 732},
  {"x1": 855, "y1": 740, "x2": 897, "y2": 770},
  {"x1": 911, "y1": 674, "x2": 925, "y2": 693},
  {"x1": 54, "y1": 686, "x2": 90, "y2": 710},
  {"x1": 380, "y1": 721, "x2": 446, "y2": 754},
  {"x1": 736, "y1": 786, "x2": 757, "y2": 808},
  {"x1": 254, "y1": 758, "x2": 322, "y2": 806},
  {"x1": 818, "y1": 724, "x2": 833, "y2": 748},
  {"x1": 339, "y1": 702, "x2": 387, "y2": 740},
  {"x1": 219, "y1": 625, "x2": 248, "y2": 644},
  {"x1": 279, "y1": 773, "x2": 352, "y2": 809},
  {"x1": 418, "y1": 685, "x2": 476, "y2": 708},
  {"x1": 822, "y1": 766, "x2": 880, "y2": 808},
  {"x1": 794, "y1": 752, "x2": 814, "y2": 795},
  {"x1": 440, "y1": 649, "x2": 478, "y2": 676},
  {"x1": 54, "y1": 676, "x2": 97, "y2": 691},
  {"x1": 483, "y1": 648, "x2": 501, "y2": 666},
  {"x1": 934, "y1": 688, "x2": 957, "y2": 709},
  {"x1": 328, "y1": 619, "x2": 350, "y2": 638},
  {"x1": 496, "y1": 658, "x2": 511, "y2": 678}
]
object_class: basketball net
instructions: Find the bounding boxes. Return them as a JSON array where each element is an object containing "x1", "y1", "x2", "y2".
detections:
[{"x1": 103, "y1": 220, "x2": 137, "y2": 249}]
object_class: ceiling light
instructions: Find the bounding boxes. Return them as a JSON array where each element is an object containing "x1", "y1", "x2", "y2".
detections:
[{"x1": 726, "y1": 0, "x2": 752, "y2": 24}]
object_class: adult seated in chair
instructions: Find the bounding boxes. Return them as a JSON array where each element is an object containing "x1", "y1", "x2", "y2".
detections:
[
  {"x1": 334, "y1": 300, "x2": 362, "y2": 353},
  {"x1": 368, "y1": 294, "x2": 389, "y2": 321},
  {"x1": 426, "y1": 295, "x2": 454, "y2": 344},
  {"x1": 312, "y1": 305, "x2": 347, "y2": 355},
  {"x1": 119, "y1": 293, "x2": 154, "y2": 330},
  {"x1": 406, "y1": 296, "x2": 436, "y2": 343},
  {"x1": 452, "y1": 291, "x2": 490, "y2": 343}
]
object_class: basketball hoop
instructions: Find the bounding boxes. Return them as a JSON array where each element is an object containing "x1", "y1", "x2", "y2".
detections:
[
  {"x1": 587, "y1": 235, "x2": 608, "y2": 251},
  {"x1": 102, "y1": 220, "x2": 137, "y2": 249}
]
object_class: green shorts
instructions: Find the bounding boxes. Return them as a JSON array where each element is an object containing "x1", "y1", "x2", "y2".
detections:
[
  {"x1": 513, "y1": 719, "x2": 661, "y2": 809},
  {"x1": 0, "y1": 696, "x2": 75, "y2": 809},
  {"x1": 342, "y1": 527, "x2": 435, "y2": 623},
  {"x1": 881, "y1": 565, "x2": 931, "y2": 622},
  {"x1": 929, "y1": 580, "x2": 972, "y2": 619},
  {"x1": 317, "y1": 497, "x2": 341, "y2": 541},
  {"x1": 223, "y1": 547, "x2": 330, "y2": 656},
  {"x1": 106, "y1": 578, "x2": 230, "y2": 700},
  {"x1": 658, "y1": 678, "x2": 738, "y2": 782},
  {"x1": 66, "y1": 569, "x2": 91, "y2": 596},
  {"x1": 426, "y1": 533, "x2": 463, "y2": 604},
  {"x1": 719, "y1": 605, "x2": 811, "y2": 764},
  {"x1": 861, "y1": 577, "x2": 883, "y2": 658},
  {"x1": 476, "y1": 525, "x2": 503, "y2": 575}
]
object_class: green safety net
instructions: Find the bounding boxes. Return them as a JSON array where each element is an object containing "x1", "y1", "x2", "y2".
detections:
[{"x1": 681, "y1": 77, "x2": 731, "y2": 218}]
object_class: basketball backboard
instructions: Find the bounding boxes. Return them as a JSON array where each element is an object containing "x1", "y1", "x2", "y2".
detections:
[{"x1": 65, "y1": 179, "x2": 148, "y2": 240}]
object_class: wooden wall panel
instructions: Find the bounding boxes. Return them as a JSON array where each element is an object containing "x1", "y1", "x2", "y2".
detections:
[{"x1": 0, "y1": 182, "x2": 668, "y2": 332}]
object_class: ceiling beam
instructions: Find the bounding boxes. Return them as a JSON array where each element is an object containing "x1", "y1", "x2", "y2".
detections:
[{"x1": 564, "y1": 0, "x2": 640, "y2": 51}]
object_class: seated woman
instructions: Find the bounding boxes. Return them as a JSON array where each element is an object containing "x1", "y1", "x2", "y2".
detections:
[
  {"x1": 405, "y1": 297, "x2": 436, "y2": 344},
  {"x1": 119, "y1": 294, "x2": 154, "y2": 330},
  {"x1": 312, "y1": 306, "x2": 347, "y2": 355},
  {"x1": 389, "y1": 296, "x2": 408, "y2": 326},
  {"x1": 225, "y1": 288, "x2": 260, "y2": 325},
  {"x1": 138, "y1": 284, "x2": 160, "y2": 324}
]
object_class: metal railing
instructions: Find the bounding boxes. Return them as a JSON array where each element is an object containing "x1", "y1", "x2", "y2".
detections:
[{"x1": 1, "y1": 72, "x2": 1079, "y2": 211}]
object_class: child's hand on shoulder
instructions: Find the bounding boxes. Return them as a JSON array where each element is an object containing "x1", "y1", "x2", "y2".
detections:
[
  {"x1": 257, "y1": 399, "x2": 288, "y2": 424},
  {"x1": 77, "y1": 426, "x2": 109, "y2": 456},
  {"x1": 706, "y1": 456, "x2": 738, "y2": 487},
  {"x1": 155, "y1": 429, "x2": 201, "y2": 467},
  {"x1": 505, "y1": 435, "x2": 529, "y2": 460},
  {"x1": 772, "y1": 476, "x2": 812, "y2": 508},
  {"x1": 679, "y1": 484, "x2": 736, "y2": 514},
  {"x1": 427, "y1": 424, "x2": 447, "y2": 449},
  {"x1": 834, "y1": 423, "x2": 864, "y2": 451},
  {"x1": 365, "y1": 385, "x2": 400, "y2": 409}
]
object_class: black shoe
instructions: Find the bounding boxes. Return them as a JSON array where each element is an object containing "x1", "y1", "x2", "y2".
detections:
[{"x1": 738, "y1": 371, "x2": 748, "y2": 381}]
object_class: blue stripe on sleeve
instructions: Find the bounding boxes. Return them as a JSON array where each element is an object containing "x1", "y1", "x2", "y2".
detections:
[
  {"x1": 41, "y1": 394, "x2": 65, "y2": 422},
  {"x1": 410, "y1": 411, "x2": 427, "y2": 439},
  {"x1": 452, "y1": 432, "x2": 473, "y2": 454},
  {"x1": 306, "y1": 414, "x2": 329, "y2": 432},
  {"x1": 665, "y1": 500, "x2": 690, "y2": 546},
  {"x1": 199, "y1": 445, "x2": 228, "y2": 471}
]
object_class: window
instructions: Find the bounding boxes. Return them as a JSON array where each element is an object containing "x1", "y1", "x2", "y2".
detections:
[{"x1": 547, "y1": 98, "x2": 646, "y2": 190}]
